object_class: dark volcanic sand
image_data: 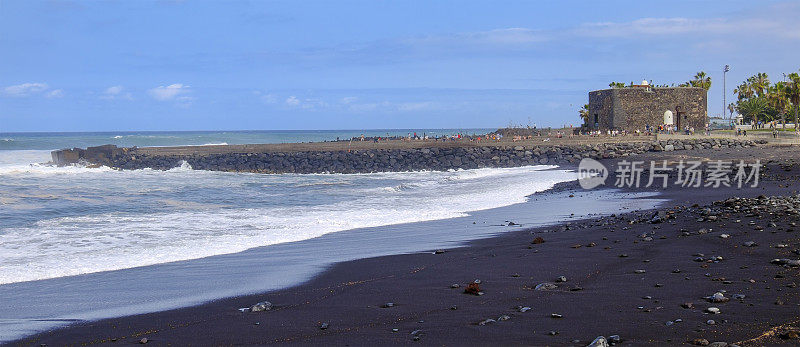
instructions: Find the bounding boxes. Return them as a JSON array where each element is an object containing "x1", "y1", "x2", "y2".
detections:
[{"x1": 13, "y1": 146, "x2": 800, "y2": 346}]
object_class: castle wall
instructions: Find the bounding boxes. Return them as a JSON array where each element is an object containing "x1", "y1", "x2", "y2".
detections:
[
  {"x1": 589, "y1": 87, "x2": 707, "y2": 131},
  {"x1": 588, "y1": 89, "x2": 615, "y2": 129}
]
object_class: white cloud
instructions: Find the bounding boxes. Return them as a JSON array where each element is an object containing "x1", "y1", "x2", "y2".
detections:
[
  {"x1": 283, "y1": 95, "x2": 328, "y2": 110},
  {"x1": 253, "y1": 91, "x2": 278, "y2": 104},
  {"x1": 478, "y1": 28, "x2": 544, "y2": 44},
  {"x1": 571, "y1": 4, "x2": 800, "y2": 40},
  {"x1": 574, "y1": 17, "x2": 730, "y2": 38},
  {"x1": 45, "y1": 89, "x2": 64, "y2": 98},
  {"x1": 105, "y1": 85, "x2": 124, "y2": 95},
  {"x1": 147, "y1": 83, "x2": 190, "y2": 101},
  {"x1": 336, "y1": 3, "x2": 799, "y2": 60},
  {"x1": 285, "y1": 95, "x2": 300, "y2": 106},
  {"x1": 399, "y1": 27, "x2": 547, "y2": 51},
  {"x1": 261, "y1": 93, "x2": 277, "y2": 104},
  {"x1": 397, "y1": 102, "x2": 435, "y2": 111},
  {"x1": 101, "y1": 85, "x2": 133, "y2": 100},
  {"x1": 174, "y1": 96, "x2": 195, "y2": 108},
  {"x1": 340, "y1": 96, "x2": 358, "y2": 104},
  {"x1": 347, "y1": 102, "x2": 382, "y2": 112},
  {"x1": 3, "y1": 82, "x2": 49, "y2": 97}
]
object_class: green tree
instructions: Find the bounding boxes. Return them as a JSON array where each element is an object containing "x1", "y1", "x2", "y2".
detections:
[
  {"x1": 767, "y1": 82, "x2": 790, "y2": 126},
  {"x1": 734, "y1": 81, "x2": 754, "y2": 101},
  {"x1": 608, "y1": 82, "x2": 626, "y2": 88},
  {"x1": 736, "y1": 97, "x2": 770, "y2": 124},
  {"x1": 787, "y1": 71, "x2": 800, "y2": 128},
  {"x1": 751, "y1": 72, "x2": 770, "y2": 97},
  {"x1": 689, "y1": 71, "x2": 712, "y2": 91},
  {"x1": 579, "y1": 104, "x2": 590, "y2": 125}
]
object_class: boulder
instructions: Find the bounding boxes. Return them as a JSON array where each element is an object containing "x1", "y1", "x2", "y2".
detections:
[
  {"x1": 250, "y1": 301, "x2": 273, "y2": 312},
  {"x1": 535, "y1": 282, "x2": 558, "y2": 291},
  {"x1": 586, "y1": 336, "x2": 609, "y2": 347}
]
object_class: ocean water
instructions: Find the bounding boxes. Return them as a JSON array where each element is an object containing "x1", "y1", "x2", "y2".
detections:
[
  {"x1": 0, "y1": 130, "x2": 664, "y2": 341},
  {"x1": 0, "y1": 129, "x2": 492, "y2": 150}
]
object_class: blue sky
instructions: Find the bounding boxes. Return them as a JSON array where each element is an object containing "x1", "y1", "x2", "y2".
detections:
[{"x1": 1, "y1": 0, "x2": 799, "y2": 132}]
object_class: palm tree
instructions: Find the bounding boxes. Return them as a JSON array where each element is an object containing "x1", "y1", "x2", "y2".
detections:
[
  {"x1": 787, "y1": 72, "x2": 800, "y2": 128},
  {"x1": 690, "y1": 71, "x2": 712, "y2": 91},
  {"x1": 752, "y1": 72, "x2": 770, "y2": 97},
  {"x1": 608, "y1": 82, "x2": 626, "y2": 89},
  {"x1": 734, "y1": 82, "x2": 755, "y2": 101},
  {"x1": 767, "y1": 82, "x2": 789, "y2": 126},
  {"x1": 579, "y1": 104, "x2": 590, "y2": 125},
  {"x1": 736, "y1": 97, "x2": 769, "y2": 125}
]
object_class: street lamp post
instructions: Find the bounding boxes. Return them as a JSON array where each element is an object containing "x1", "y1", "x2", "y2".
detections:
[{"x1": 724, "y1": 65, "x2": 730, "y2": 123}]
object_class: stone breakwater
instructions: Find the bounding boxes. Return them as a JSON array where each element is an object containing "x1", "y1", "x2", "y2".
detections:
[{"x1": 52, "y1": 139, "x2": 766, "y2": 174}]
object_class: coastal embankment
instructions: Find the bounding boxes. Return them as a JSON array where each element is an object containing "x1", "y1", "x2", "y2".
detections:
[{"x1": 51, "y1": 138, "x2": 766, "y2": 173}]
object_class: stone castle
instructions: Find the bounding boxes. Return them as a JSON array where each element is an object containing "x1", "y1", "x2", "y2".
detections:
[{"x1": 588, "y1": 82, "x2": 707, "y2": 131}]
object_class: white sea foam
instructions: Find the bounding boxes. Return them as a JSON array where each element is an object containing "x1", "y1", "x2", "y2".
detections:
[
  {"x1": 0, "y1": 150, "x2": 117, "y2": 176},
  {"x1": 0, "y1": 160, "x2": 575, "y2": 285}
]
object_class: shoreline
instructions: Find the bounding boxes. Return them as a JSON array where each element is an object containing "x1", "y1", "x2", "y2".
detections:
[
  {"x1": 3, "y1": 170, "x2": 660, "y2": 344},
  {"x1": 12, "y1": 145, "x2": 800, "y2": 345}
]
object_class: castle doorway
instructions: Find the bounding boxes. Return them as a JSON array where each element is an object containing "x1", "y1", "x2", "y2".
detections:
[{"x1": 675, "y1": 106, "x2": 685, "y2": 130}]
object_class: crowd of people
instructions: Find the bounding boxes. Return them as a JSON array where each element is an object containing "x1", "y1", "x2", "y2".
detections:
[
  {"x1": 330, "y1": 122, "x2": 763, "y2": 145},
  {"x1": 342, "y1": 132, "x2": 506, "y2": 143}
]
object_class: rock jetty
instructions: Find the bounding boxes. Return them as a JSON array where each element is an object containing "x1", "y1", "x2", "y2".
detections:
[{"x1": 51, "y1": 138, "x2": 765, "y2": 174}]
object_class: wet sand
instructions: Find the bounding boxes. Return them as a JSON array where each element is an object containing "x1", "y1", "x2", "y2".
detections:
[{"x1": 13, "y1": 146, "x2": 800, "y2": 346}]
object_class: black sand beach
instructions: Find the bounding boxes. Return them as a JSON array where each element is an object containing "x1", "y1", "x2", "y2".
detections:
[{"x1": 13, "y1": 145, "x2": 800, "y2": 346}]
